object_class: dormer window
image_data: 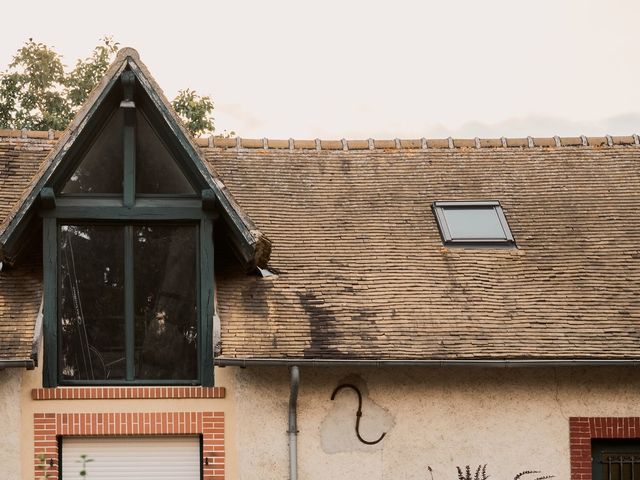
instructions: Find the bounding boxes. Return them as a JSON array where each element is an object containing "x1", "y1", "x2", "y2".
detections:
[
  {"x1": 432, "y1": 201, "x2": 515, "y2": 246},
  {"x1": 0, "y1": 50, "x2": 269, "y2": 387},
  {"x1": 39, "y1": 69, "x2": 215, "y2": 387}
]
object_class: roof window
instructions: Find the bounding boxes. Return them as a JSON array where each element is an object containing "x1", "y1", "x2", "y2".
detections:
[{"x1": 432, "y1": 201, "x2": 515, "y2": 246}]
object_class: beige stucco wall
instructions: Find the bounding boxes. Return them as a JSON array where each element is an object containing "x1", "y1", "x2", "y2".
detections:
[
  {"x1": 12, "y1": 362, "x2": 640, "y2": 480},
  {"x1": 0, "y1": 368, "x2": 23, "y2": 480},
  {"x1": 231, "y1": 366, "x2": 640, "y2": 480}
]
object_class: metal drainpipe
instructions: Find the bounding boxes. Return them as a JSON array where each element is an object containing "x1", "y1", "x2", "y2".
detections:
[
  {"x1": 0, "y1": 359, "x2": 35, "y2": 370},
  {"x1": 288, "y1": 365, "x2": 300, "y2": 480}
]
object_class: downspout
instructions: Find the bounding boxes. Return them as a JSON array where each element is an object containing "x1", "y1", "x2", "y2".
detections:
[{"x1": 288, "y1": 365, "x2": 300, "y2": 480}]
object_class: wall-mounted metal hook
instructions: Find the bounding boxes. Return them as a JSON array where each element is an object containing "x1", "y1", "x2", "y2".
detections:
[{"x1": 330, "y1": 383, "x2": 386, "y2": 445}]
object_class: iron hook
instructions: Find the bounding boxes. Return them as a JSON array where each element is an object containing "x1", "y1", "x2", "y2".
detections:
[{"x1": 330, "y1": 383, "x2": 386, "y2": 445}]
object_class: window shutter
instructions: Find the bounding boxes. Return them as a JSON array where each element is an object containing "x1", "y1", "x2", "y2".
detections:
[{"x1": 61, "y1": 436, "x2": 200, "y2": 479}]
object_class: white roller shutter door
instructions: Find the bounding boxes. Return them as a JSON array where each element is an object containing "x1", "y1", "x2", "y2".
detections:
[{"x1": 62, "y1": 436, "x2": 200, "y2": 479}]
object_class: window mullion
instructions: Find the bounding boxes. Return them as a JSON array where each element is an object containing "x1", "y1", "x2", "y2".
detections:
[
  {"x1": 122, "y1": 71, "x2": 136, "y2": 207},
  {"x1": 124, "y1": 225, "x2": 135, "y2": 381}
]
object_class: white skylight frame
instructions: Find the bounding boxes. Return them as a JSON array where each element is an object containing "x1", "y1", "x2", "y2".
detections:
[{"x1": 432, "y1": 200, "x2": 515, "y2": 246}]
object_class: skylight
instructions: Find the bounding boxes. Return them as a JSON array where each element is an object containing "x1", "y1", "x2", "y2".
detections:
[{"x1": 432, "y1": 201, "x2": 515, "y2": 246}]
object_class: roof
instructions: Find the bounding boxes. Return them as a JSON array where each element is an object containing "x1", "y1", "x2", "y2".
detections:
[
  {"x1": 1, "y1": 131, "x2": 640, "y2": 363},
  {"x1": 0, "y1": 48, "x2": 271, "y2": 270}
]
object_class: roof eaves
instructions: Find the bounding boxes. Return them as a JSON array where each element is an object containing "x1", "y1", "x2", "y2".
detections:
[
  {"x1": 215, "y1": 357, "x2": 640, "y2": 367},
  {"x1": 0, "y1": 48, "x2": 271, "y2": 269}
]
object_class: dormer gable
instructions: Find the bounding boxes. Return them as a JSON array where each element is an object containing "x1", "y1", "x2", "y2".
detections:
[
  {"x1": 0, "y1": 48, "x2": 273, "y2": 388},
  {"x1": 0, "y1": 48, "x2": 271, "y2": 270}
]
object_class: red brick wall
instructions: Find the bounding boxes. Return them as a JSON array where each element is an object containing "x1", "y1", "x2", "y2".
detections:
[
  {"x1": 32, "y1": 386, "x2": 225, "y2": 400},
  {"x1": 34, "y1": 411, "x2": 224, "y2": 479},
  {"x1": 570, "y1": 417, "x2": 640, "y2": 480}
]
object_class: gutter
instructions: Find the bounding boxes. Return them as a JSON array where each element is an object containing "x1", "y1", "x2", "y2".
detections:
[
  {"x1": 0, "y1": 359, "x2": 35, "y2": 370},
  {"x1": 215, "y1": 358, "x2": 640, "y2": 368}
]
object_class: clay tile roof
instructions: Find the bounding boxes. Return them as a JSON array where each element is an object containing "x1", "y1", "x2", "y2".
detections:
[{"x1": 1, "y1": 133, "x2": 640, "y2": 362}]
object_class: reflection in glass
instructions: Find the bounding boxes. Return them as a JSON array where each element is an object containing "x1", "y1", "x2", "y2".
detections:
[
  {"x1": 59, "y1": 225, "x2": 125, "y2": 380},
  {"x1": 134, "y1": 225, "x2": 198, "y2": 379},
  {"x1": 443, "y1": 207, "x2": 507, "y2": 239},
  {"x1": 61, "y1": 110, "x2": 124, "y2": 194},
  {"x1": 136, "y1": 110, "x2": 195, "y2": 194}
]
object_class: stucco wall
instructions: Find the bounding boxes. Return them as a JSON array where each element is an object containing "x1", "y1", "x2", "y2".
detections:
[
  {"x1": 0, "y1": 368, "x2": 23, "y2": 480},
  {"x1": 231, "y1": 366, "x2": 640, "y2": 480},
  {"x1": 15, "y1": 362, "x2": 640, "y2": 480}
]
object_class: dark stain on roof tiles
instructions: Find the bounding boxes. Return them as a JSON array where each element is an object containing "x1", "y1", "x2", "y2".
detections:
[{"x1": 297, "y1": 290, "x2": 345, "y2": 359}]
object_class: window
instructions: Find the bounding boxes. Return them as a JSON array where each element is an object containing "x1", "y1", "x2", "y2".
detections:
[
  {"x1": 58, "y1": 224, "x2": 198, "y2": 382},
  {"x1": 41, "y1": 69, "x2": 214, "y2": 387},
  {"x1": 592, "y1": 440, "x2": 640, "y2": 480},
  {"x1": 432, "y1": 201, "x2": 515, "y2": 246}
]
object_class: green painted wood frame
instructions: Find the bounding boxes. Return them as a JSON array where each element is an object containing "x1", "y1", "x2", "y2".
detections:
[
  {"x1": 40, "y1": 69, "x2": 216, "y2": 387},
  {"x1": 41, "y1": 197, "x2": 216, "y2": 388}
]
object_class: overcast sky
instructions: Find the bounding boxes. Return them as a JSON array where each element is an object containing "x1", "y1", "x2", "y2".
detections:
[{"x1": 2, "y1": 0, "x2": 639, "y2": 139}]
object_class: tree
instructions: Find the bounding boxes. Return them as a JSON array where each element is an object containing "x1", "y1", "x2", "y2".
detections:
[
  {"x1": 172, "y1": 89, "x2": 215, "y2": 137},
  {"x1": 66, "y1": 37, "x2": 119, "y2": 111},
  {"x1": 0, "y1": 37, "x2": 218, "y2": 136},
  {"x1": 0, "y1": 39, "x2": 70, "y2": 131}
]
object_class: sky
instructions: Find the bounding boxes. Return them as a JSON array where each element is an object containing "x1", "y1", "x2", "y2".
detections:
[{"x1": 1, "y1": 0, "x2": 639, "y2": 139}]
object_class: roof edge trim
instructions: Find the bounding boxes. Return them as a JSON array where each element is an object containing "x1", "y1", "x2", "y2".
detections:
[
  {"x1": 2, "y1": 131, "x2": 640, "y2": 151},
  {"x1": 215, "y1": 358, "x2": 640, "y2": 368},
  {"x1": 0, "y1": 59, "x2": 127, "y2": 254},
  {"x1": 125, "y1": 57, "x2": 271, "y2": 266}
]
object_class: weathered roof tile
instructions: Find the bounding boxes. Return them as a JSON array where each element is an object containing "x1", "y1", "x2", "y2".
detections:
[{"x1": 2, "y1": 135, "x2": 640, "y2": 361}]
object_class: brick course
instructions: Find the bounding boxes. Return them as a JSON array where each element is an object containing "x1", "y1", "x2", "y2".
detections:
[
  {"x1": 32, "y1": 386, "x2": 225, "y2": 400},
  {"x1": 34, "y1": 411, "x2": 224, "y2": 479}
]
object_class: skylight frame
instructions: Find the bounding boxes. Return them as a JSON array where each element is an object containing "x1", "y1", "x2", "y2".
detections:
[{"x1": 432, "y1": 200, "x2": 515, "y2": 247}]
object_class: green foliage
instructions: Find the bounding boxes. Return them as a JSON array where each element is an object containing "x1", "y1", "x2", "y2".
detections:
[
  {"x1": 427, "y1": 465, "x2": 554, "y2": 480},
  {"x1": 457, "y1": 465, "x2": 488, "y2": 480},
  {"x1": 0, "y1": 38, "x2": 69, "y2": 130},
  {"x1": 78, "y1": 454, "x2": 94, "y2": 477},
  {"x1": 0, "y1": 37, "x2": 219, "y2": 136},
  {"x1": 66, "y1": 37, "x2": 119, "y2": 109},
  {"x1": 172, "y1": 88, "x2": 216, "y2": 136},
  {"x1": 36, "y1": 453, "x2": 52, "y2": 479}
]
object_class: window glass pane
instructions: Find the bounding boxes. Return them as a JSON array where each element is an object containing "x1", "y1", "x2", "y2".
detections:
[
  {"x1": 134, "y1": 225, "x2": 198, "y2": 380},
  {"x1": 135, "y1": 110, "x2": 195, "y2": 194},
  {"x1": 61, "y1": 110, "x2": 124, "y2": 194},
  {"x1": 443, "y1": 207, "x2": 506, "y2": 239},
  {"x1": 59, "y1": 225, "x2": 125, "y2": 381}
]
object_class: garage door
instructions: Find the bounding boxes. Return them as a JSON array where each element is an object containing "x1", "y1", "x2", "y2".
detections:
[{"x1": 62, "y1": 436, "x2": 201, "y2": 479}]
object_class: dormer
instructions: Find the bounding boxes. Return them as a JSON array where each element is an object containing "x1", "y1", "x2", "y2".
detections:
[{"x1": 0, "y1": 49, "x2": 271, "y2": 387}]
